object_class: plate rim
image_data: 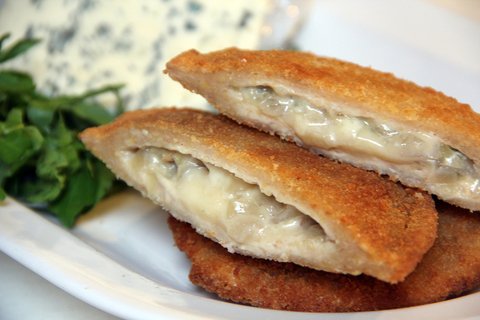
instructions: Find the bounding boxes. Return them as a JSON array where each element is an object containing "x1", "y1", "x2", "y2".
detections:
[{"x1": 1, "y1": 195, "x2": 480, "y2": 320}]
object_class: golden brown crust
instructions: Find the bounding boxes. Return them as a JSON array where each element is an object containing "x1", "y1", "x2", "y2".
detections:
[
  {"x1": 165, "y1": 48, "x2": 480, "y2": 164},
  {"x1": 80, "y1": 108, "x2": 437, "y2": 282},
  {"x1": 168, "y1": 201, "x2": 480, "y2": 312}
]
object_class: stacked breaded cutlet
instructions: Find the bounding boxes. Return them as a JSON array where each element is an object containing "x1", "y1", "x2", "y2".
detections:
[{"x1": 80, "y1": 48, "x2": 480, "y2": 312}]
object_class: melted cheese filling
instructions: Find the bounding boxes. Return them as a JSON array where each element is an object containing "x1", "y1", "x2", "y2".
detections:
[
  {"x1": 121, "y1": 147, "x2": 346, "y2": 267},
  {"x1": 240, "y1": 86, "x2": 480, "y2": 199}
]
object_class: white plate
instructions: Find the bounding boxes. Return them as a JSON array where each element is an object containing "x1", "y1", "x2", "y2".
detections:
[
  {"x1": 1, "y1": 192, "x2": 480, "y2": 320},
  {"x1": 1, "y1": 1, "x2": 480, "y2": 319}
]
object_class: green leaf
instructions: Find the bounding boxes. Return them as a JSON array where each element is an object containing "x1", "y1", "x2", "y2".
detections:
[
  {"x1": 0, "y1": 186, "x2": 5, "y2": 200},
  {"x1": 30, "y1": 84, "x2": 124, "y2": 110},
  {"x1": 71, "y1": 101, "x2": 116, "y2": 125},
  {"x1": 0, "y1": 91, "x2": 6, "y2": 103},
  {"x1": 36, "y1": 142, "x2": 68, "y2": 179},
  {"x1": 1, "y1": 108, "x2": 24, "y2": 133},
  {"x1": 0, "y1": 130, "x2": 30, "y2": 164},
  {"x1": 0, "y1": 70, "x2": 35, "y2": 93},
  {"x1": 49, "y1": 164, "x2": 97, "y2": 227},
  {"x1": 34, "y1": 115, "x2": 79, "y2": 178},
  {"x1": 113, "y1": 89, "x2": 125, "y2": 117},
  {"x1": 53, "y1": 114, "x2": 74, "y2": 145},
  {"x1": 48, "y1": 158, "x2": 117, "y2": 227},
  {"x1": 28, "y1": 94, "x2": 76, "y2": 111},
  {"x1": 5, "y1": 107, "x2": 23, "y2": 125},
  {"x1": 0, "y1": 34, "x2": 126, "y2": 227},
  {"x1": 0, "y1": 33, "x2": 10, "y2": 50},
  {"x1": 0, "y1": 37, "x2": 41, "y2": 63},
  {"x1": 26, "y1": 84, "x2": 123, "y2": 126},
  {"x1": 26, "y1": 126, "x2": 44, "y2": 149},
  {"x1": 26, "y1": 105, "x2": 55, "y2": 132},
  {"x1": 0, "y1": 161, "x2": 8, "y2": 180},
  {"x1": 62, "y1": 142, "x2": 82, "y2": 173},
  {"x1": 75, "y1": 84, "x2": 124, "y2": 101},
  {"x1": 14, "y1": 175, "x2": 65, "y2": 204},
  {"x1": 91, "y1": 159, "x2": 115, "y2": 202},
  {"x1": 0, "y1": 126, "x2": 43, "y2": 165}
]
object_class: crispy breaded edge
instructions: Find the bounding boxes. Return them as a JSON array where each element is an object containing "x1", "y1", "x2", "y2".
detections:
[
  {"x1": 165, "y1": 48, "x2": 480, "y2": 176},
  {"x1": 168, "y1": 202, "x2": 480, "y2": 312},
  {"x1": 80, "y1": 108, "x2": 437, "y2": 283}
]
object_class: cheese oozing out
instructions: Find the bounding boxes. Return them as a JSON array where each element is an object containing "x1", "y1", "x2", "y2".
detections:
[
  {"x1": 119, "y1": 147, "x2": 375, "y2": 276},
  {"x1": 238, "y1": 86, "x2": 480, "y2": 205}
]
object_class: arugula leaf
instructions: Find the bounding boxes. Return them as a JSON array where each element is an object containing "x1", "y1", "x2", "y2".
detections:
[{"x1": 0, "y1": 34, "x2": 125, "y2": 227}]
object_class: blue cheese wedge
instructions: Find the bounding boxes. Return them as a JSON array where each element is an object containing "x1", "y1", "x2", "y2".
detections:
[{"x1": 0, "y1": 0, "x2": 270, "y2": 109}]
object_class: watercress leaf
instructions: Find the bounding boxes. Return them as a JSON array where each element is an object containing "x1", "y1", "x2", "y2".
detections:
[
  {"x1": 15, "y1": 175, "x2": 65, "y2": 204},
  {"x1": 92, "y1": 159, "x2": 115, "y2": 202},
  {"x1": 0, "y1": 130, "x2": 30, "y2": 164},
  {"x1": 0, "y1": 186, "x2": 5, "y2": 200},
  {"x1": 49, "y1": 164, "x2": 97, "y2": 227},
  {"x1": 25, "y1": 126, "x2": 44, "y2": 150},
  {"x1": 0, "y1": 91, "x2": 7, "y2": 110},
  {"x1": 71, "y1": 101, "x2": 116, "y2": 125},
  {"x1": 63, "y1": 113, "x2": 92, "y2": 132},
  {"x1": 0, "y1": 34, "x2": 126, "y2": 227},
  {"x1": 0, "y1": 124, "x2": 44, "y2": 197},
  {"x1": 26, "y1": 105, "x2": 55, "y2": 132},
  {"x1": 63, "y1": 143, "x2": 81, "y2": 173},
  {"x1": 36, "y1": 84, "x2": 124, "y2": 111},
  {"x1": 36, "y1": 141, "x2": 68, "y2": 179},
  {"x1": 0, "y1": 70, "x2": 35, "y2": 93},
  {"x1": 5, "y1": 107, "x2": 23, "y2": 124},
  {"x1": 35, "y1": 116, "x2": 81, "y2": 179},
  {"x1": 76, "y1": 84, "x2": 124, "y2": 101},
  {"x1": 53, "y1": 114, "x2": 74, "y2": 145},
  {"x1": 0, "y1": 162, "x2": 8, "y2": 181},
  {"x1": 1, "y1": 108, "x2": 24, "y2": 133},
  {"x1": 0, "y1": 126, "x2": 43, "y2": 165},
  {"x1": 0, "y1": 37, "x2": 41, "y2": 63},
  {"x1": 27, "y1": 96, "x2": 62, "y2": 111},
  {"x1": 0, "y1": 33, "x2": 10, "y2": 50}
]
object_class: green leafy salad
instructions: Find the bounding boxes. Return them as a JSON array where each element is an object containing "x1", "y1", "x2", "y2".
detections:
[{"x1": 0, "y1": 33, "x2": 125, "y2": 227}]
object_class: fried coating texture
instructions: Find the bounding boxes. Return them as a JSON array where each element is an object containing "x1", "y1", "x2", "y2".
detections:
[
  {"x1": 166, "y1": 48, "x2": 480, "y2": 164},
  {"x1": 80, "y1": 108, "x2": 437, "y2": 283},
  {"x1": 165, "y1": 48, "x2": 480, "y2": 211},
  {"x1": 168, "y1": 202, "x2": 480, "y2": 312}
]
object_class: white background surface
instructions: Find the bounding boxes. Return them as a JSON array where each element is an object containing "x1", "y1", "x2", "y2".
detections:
[{"x1": 1, "y1": 0, "x2": 480, "y2": 319}]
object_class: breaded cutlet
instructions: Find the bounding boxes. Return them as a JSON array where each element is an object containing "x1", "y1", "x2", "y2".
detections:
[
  {"x1": 80, "y1": 108, "x2": 437, "y2": 283},
  {"x1": 166, "y1": 48, "x2": 480, "y2": 211},
  {"x1": 168, "y1": 201, "x2": 480, "y2": 312}
]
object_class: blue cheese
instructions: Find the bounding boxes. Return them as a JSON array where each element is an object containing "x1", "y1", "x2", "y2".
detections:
[{"x1": 0, "y1": 0, "x2": 270, "y2": 109}]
